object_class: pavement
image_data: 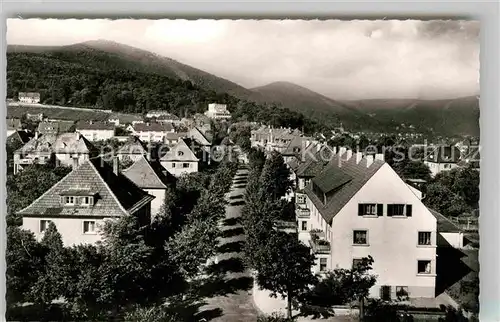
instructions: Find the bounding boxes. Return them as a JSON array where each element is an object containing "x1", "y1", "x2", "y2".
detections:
[{"x1": 197, "y1": 165, "x2": 261, "y2": 322}]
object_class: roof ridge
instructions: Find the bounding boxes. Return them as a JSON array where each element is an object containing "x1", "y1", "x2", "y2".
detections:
[{"x1": 123, "y1": 155, "x2": 168, "y2": 189}]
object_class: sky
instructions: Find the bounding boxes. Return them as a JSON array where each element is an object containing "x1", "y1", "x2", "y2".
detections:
[{"x1": 7, "y1": 19, "x2": 480, "y2": 100}]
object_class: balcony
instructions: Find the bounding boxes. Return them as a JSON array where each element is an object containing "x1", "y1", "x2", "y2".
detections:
[
  {"x1": 296, "y1": 206, "x2": 311, "y2": 219},
  {"x1": 309, "y1": 239, "x2": 331, "y2": 254},
  {"x1": 273, "y1": 220, "x2": 298, "y2": 234}
]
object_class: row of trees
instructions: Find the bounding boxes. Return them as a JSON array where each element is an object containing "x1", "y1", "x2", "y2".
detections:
[{"x1": 6, "y1": 147, "x2": 239, "y2": 320}]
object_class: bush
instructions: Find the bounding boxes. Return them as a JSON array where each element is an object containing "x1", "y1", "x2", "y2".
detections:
[
  {"x1": 257, "y1": 312, "x2": 295, "y2": 322},
  {"x1": 123, "y1": 305, "x2": 183, "y2": 322}
]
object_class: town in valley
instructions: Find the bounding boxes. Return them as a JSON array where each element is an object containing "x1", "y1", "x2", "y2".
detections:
[{"x1": 5, "y1": 19, "x2": 479, "y2": 322}]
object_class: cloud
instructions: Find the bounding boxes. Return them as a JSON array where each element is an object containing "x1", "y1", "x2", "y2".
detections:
[{"x1": 6, "y1": 19, "x2": 479, "y2": 100}]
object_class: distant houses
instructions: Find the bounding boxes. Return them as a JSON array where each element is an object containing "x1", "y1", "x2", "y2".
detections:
[
  {"x1": 37, "y1": 121, "x2": 75, "y2": 136},
  {"x1": 423, "y1": 145, "x2": 462, "y2": 177},
  {"x1": 18, "y1": 92, "x2": 41, "y2": 104},
  {"x1": 6, "y1": 118, "x2": 22, "y2": 137},
  {"x1": 160, "y1": 138, "x2": 200, "y2": 177},
  {"x1": 76, "y1": 120, "x2": 115, "y2": 142},
  {"x1": 126, "y1": 122, "x2": 175, "y2": 143},
  {"x1": 204, "y1": 103, "x2": 231, "y2": 120}
]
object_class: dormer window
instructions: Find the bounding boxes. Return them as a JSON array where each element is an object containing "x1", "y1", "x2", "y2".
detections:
[
  {"x1": 64, "y1": 196, "x2": 75, "y2": 205},
  {"x1": 81, "y1": 196, "x2": 94, "y2": 206}
]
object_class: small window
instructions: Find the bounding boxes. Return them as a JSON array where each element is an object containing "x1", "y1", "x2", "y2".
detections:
[
  {"x1": 301, "y1": 221, "x2": 307, "y2": 231},
  {"x1": 178, "y1": 151, "x2": 184, "y2": 156},
  {"x1": 183, "y1": 163, "x2": 190, "y2": 168},
  {"x1": 380, "y1": 285, "x2": 392, "y2": 301},
  {"x1": 353, "y1": 230, "x2": 368, "y2": 245},
  {"x1": 40, "y1": 220, "x2": 51, "y2": 232},
  {"x1": 81, "y1": 196, "x2": 94, "y2": 206},
  {"x1": 387, "y1": 204, "x2": 412, "y2": 217},
  {"x1": 65, "y1": 196, "x2": 75, "y2": 205},
  {"x1": 396, "y1": 286, "x2": 409, "y2": 300},
  {"x1": 352, "y1": 258, "x2": 364, "y2": 269},
  {"x1": 319, "y1": 258, "x2": 327, "y2": 272},
  {"x1": 172, "y1": 163, "x2": 176, "y2": 168},
  {"x1": 418, "y1": 232, "x2": 432, "y2": 245},
  {"x1": 417, "y1": 260, "x2": 431, "y2": 274},
  {"x1": 83, "y1": 221, "x2": 96, "y2": 234},
  {"x1": 358, "y1": 203, "x2": 381, "y2": 216}
]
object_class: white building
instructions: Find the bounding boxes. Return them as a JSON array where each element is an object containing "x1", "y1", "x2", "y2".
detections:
[
  {"x1": 423, "y1": 145, "x2": 461, "y2": 177},
  {"x1": 160, "y1": 138, "x2": 199, "y2": 177},
  {"x1": 76, "y1": 121, "x2": 115, "y2": 142},
  {"x1": 292, "y1": 148, "x2": 438, "y2": 300},
  {"x1": 126, "y1": 122, "x2": 175, "y2": 142},
  {"x1": 18, "y1": 92, "x2": 41, "y2": 104},
  {"x1": 204, "y1": 103, "x2": 231, "y2": 120}
]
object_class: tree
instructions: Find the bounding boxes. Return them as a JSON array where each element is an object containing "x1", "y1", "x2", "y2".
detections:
[
  {"x1": 6, "y1": 226, "x2": 45, "y2": 306},
  {"x1": 425, "y1": 182, "x2": 471, "y2": 217},
  {"x1": 434, "y1": 167, "x2": 480, "y2": 209},
  {"x1": 304, "y1": 256, "x2": 376, "y2": 307},
  {"x1": 392, "y1": 159, "x2": 432, "y2": 182},
  {"x1": 255, "y1": 232, "x2": 318, "y2": 319},
  {"x1": 259, "y1": 151, "x2": 292, "y2": 200},
  {"x1": 30, "y1": 222, "x2": 68, "y2": 310}
]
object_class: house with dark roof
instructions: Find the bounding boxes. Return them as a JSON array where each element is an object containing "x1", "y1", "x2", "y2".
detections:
[
  {"x1": 37, "y1": 120, "x2": 75, "y2": 136},
  {"x1": 7, "y1": 130, "x2": 34, "y2": 147},
  {"x1": 295, "y1": 148, "x2": 438, "y2": 300},
  {"x1": 116, "y1": 136, "x2": 149, "y2": 163},
  {"x1": 18, "y1": 157, "x2": 155, "y2": 246},
  {"x1": 160, "y1": 138, "x2": 200, "y2": 177},
  {"x1": 423, "y1": 145, "x2": 462, "y2": 177},
  {"x1": 52, "y1": 132, "x2": 98, "y2": 168},
  {"x1": 122, "y1": 155, "x2": 176, "y2": 216},
  {"x1": 76, "y1": 120, "x2": 115, "y2": 141},
  {"x1": 126, "y1": 122, "x2": 175, "y2": 142},
  {"x1": 14, "y1": 133, "x2": 58, "y2": 174},
  {"x1": 164, "y1": 132, "x2": 187, "y2": 146},
  {"x1": 6, "y1": 118, "x2": 22, "y2": 137}
]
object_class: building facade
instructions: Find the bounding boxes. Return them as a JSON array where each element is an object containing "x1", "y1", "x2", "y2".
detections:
[
  {"x1": 76, "y1": 121, "x2": 115, "y2": 142},
  {"x1": 18, "y1": 92, "x2": 41, "y2": 104},
  {"x1": 204, "y1": 103, "x2": 231, "y2": 120}
]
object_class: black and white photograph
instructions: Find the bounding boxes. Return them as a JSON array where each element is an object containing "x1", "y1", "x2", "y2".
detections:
[{"x1": 4, "y1": 18, "x2": 480, "y2": 321}]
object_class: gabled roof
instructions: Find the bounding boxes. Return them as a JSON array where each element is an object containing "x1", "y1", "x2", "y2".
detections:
[
  {"x1": 8, "y1": 130, "x2": 34, "y2": 144},
  {"x1": 123, "y1": 155, "x2": 174, "y2": 189},
  {"x1": 117, "y1": 136, "x2": 148, "y2": 155},
  {"x1": 76, "y1": 121, "x2": 115, "y2": 131},
  {"x1": 312, "y1": 167, "x2": 353, "y2": 194},
  {"x1": 295, "y1": 144, "x2": 332, "y2": 178},
  {"x1": 52, "y1": 133, "x2": 95, "y2": 154},
  {"x1": 160, "y1": 138, "x2": 199, "y2": 162},
  {"x1": 282, "y1": 135, "x2": 305, "y2": 156},
  {"x1": 16, "y1": 134, "x2": 58, "y2": 154},
  {"x1": 7, "y1": 118, "x2": 22, "y2": 130},
  {"x1": 429, "y1": 209, "x2": 462, "y2": 233},
  {"x1": 17, "y1": 157, "x2": 154, "y2": 218},
  {"x1": 305, "y1": 154, "x2": 385, "y2": 223},
  {"x1": 188, "y1": 127, "x2": 211, "y2": 146},
  {"x1": 37, "y1": 121, "x2": 74, "y2": 135},
  {"x1": 424, "y1": 145, "x2": 461, "y2": 163}
]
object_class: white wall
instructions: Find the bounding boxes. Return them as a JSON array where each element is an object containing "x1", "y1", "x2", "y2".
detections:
[
  {"x1": 439, "y1": 232, "x2": 464, "y2": 249},
  {"x1": 424, "y1": 161, "x2": 458, "y2": 178},
  {"x1": 330, "y1": 164, "x2": 437, "y2": 298},
  {"x1": 78, "y1": 129, "x2": 114, "y2": 142},
  {"x1": 146, "y1": 188, "x2": 166, "y2": 218},
  {"x1": 23, "y1": 216, "x2": 113, "y2": 246},
  {"x1": 160, "y1": 160, "x2": 198, "y2": 177},
  {"x1": 55, "y1": 153, "x2": 89, "y2": 167}
]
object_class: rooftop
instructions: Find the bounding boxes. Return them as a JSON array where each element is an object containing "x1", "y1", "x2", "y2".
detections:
[{"x1": 123, "y1": 155, "x2": 175, "y2": 189}]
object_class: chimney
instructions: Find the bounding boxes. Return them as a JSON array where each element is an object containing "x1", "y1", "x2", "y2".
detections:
[
  {"x1": 332, "y1": 146, "x2": 337, "y2": 155},
  {"x1": 75, "y1": 132, "x2": 79, "y2": 140},
  {"x1": 113, "y1": 156, "x2": 119, "y2": 175},
  {"x1": 339, "y1": 147, "x2": 347, "y2": 155},
  {"x1": 375, "y1": 153, "x2": 385, "y2": 162},
  {"x1": 72, "y1": 157, "x2": 78, "y2": 169},
  {"x1": 35, "y1": 131, "x2": 39, "y2": 140},
  {"x1": 356, "y1": 151, "x2": 363, "y2": 164},
  {"x1": 366, "y1": 155, "x2": 374, "y2": 167}
]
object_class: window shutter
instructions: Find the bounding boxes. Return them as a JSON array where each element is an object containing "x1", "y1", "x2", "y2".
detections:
[
  {"x1": 387, "y1": 204, "x2": 393, "y2": 216},
  {"x1": 358, "y1": 204, "x2": 364, "y2": 216},
  {"x1": 406, "y1": 204, "x2": 413, "y2": 217},
  {"x1": 377, "y1": 204, "x2": 383, "y2": 216}
]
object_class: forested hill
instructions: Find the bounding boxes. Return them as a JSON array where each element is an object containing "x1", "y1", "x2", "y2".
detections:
[{"x1": 6, "y1": 51, "x2": 321, "y2": 133}]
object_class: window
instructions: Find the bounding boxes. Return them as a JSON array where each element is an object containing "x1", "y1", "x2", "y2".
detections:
[
  {"x1": 396, "y1": 286, "x2": 409, "y2": 300},
  {"x1": 64, "y1": 196, "x2": 75, "y2": 205},
  {"x1": 418, "y1": 232, "x2": 432, "y2": 246},
  {"x1": 387, "y1": 204, "x2": 412, "y2": 217},
  {"x1": 352, "y1": 258, "x2": 364, "y2": 269},
  {"x1": 297, "y1": 195, "x2": 306, "y2": 204},
  {"x1": 183, "y1": 163, "x2": 190, "y2": 168},
  {"x1": 380, "y1": 285, "x2": 392, "y2": 301},
  {"x1": 40, "y1": 220, "x2": 51, "y2": 232},
  {"x1": 172, "y1": 163, "x2": 176, "y2": 168},
  {"x1": 178, "y1": 151, "x2": 184, "y2": 156},
  {"x1": 83, "y1": 221, "x2": 96, "y2": 234},
  {"x1": 417, "y1": 260, "x2": 431, "y2": 274},
  {"x1": 319, "y1": 258, "x2": 327, "y2": 272},
  {"x1": 353, "y1": 230, "x2": 368, "y2": 245},
  {"x1": 358, "y1": 203, "x2": 383, "y2": 216},
  {"x1": 81, "y1": 196, "x2": 94, "y2": 206},
  {"x1": 301, "y1": 221, "x2": 307, "y2": 231}
]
